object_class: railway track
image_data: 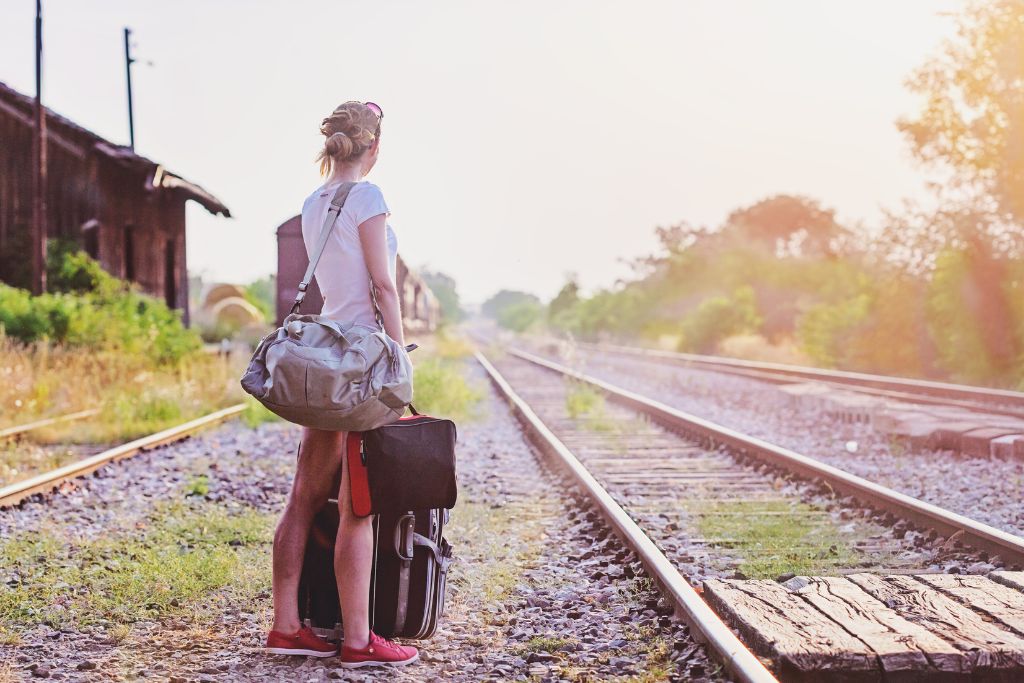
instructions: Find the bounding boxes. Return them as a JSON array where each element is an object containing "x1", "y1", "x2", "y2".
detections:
[
  {"x1": 0, "y1": 403, "x2": 246, "y2": 508},
  {"x1": 569, "y1": 338, "x2": 1024, "y2": 419},
  {"x1": 477, "y1": 345, "x2": 1024, "y2": 681}
]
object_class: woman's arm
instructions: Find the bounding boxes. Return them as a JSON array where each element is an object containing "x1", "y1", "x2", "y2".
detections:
[{"x1": 357, "y1": 214, "x2": 405, "y2": 347}]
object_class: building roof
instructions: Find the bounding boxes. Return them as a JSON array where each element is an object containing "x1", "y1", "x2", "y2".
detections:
[{"x1": 0, "y1": 80, "x2": 230, "y2": 217}]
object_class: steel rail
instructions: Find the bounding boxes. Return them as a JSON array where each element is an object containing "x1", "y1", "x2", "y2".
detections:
[
  {"x1": 574, "y1": 339, "x2": 1024, "y2": 415},
  {"x1": 0, "y1": 403, "x2": 246, "y2": 508},
  {"x1": 507, "y1": 346, "x2": 1024, "y2": 568},
  {"x1": 475, "y1": 350, "x2": 779, "y2": 683},
  {"x1": 0, "y1": 408, "x2": 101, "y2": 440}
]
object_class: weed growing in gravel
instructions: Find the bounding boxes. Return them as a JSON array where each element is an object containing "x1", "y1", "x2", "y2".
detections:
[
  {"x1": 446, "y1": 499, "x2": 547, "y2": 607},
  {"x1": 0, "y1": 500, "x2": 273, "y2": 630},
  {"x1": 564, "y1": 380, "x2": 617, "y2": 432},
  {"x1": 694, "y1": 498, "x2": 858, "y2": 577},
  {"x1": 185, "y1": 474, "x2": 210, "y2": 497},
  {"x1": 516, "y1": 634, "x2": 578, "y2": 654}
]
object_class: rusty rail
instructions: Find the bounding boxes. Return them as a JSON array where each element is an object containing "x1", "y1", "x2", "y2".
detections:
[
  {"x1": 475, "y1": 350, "x2": 779, "y2": 683},
  {"x1": 507, "y1": 346, "x2": 1024, "y2": 568},
  {"x1": 0, "y1": 408, "x2": 100, "y2": 440},
  {"x1": 574, "y1": 339, "x2": 1024, "y2": 417},
  {"x1": 0, "y1": 404, "x2": 246, "y2": 508}
]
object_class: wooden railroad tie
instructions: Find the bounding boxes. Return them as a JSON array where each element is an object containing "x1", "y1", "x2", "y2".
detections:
[{"x1": 704, "y1": 571, "x2": 1024, "y2": 682}]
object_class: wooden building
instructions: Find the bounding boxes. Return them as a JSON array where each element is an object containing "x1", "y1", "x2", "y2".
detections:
[
  {"x1": 275, "y1": 215, "x2": 439, "y2": 332},
  {"x1": 0, "y1": 81, "x2": 230, "y2": 323}
]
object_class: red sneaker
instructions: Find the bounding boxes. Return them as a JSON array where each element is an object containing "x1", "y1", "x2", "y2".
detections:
[
  {"x1": 338, "y1": 631, "x2": 419, "y2": 668},
  {"x1": 265, "y1": 625, "x2": 337, "y2": 657}
]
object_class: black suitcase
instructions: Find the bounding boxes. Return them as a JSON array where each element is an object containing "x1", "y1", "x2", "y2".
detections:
[{"x1": 296, "y1": 473, "x2": 454, "y2": 641}]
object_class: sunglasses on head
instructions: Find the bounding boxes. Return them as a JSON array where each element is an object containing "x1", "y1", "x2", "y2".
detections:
[{"x1": 364, "y1": 101, "x2": 383, "y2": 138}]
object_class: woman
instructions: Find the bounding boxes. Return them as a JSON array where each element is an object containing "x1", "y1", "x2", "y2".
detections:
[{"x1": 264, "y1": 101, "x2": 418, "y2": 669}]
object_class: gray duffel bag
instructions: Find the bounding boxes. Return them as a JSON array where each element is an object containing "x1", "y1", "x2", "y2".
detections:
[{"x1": 240, "y1": 181, "x2": 414, "y2": 432}]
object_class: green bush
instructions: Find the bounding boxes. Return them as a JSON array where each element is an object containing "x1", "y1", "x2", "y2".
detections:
[
  {"x1": 678, "y1": 286, "x2": 762, "y2": 353},
  {"x1": 0, "y1": 250, "x2": 200, "y2": 364},
  {"x1": 497, "y1": 300, "x2": 544, "y2": 332},
  {"x1": 925, "y1": 249, "x2": 1019, "y2": 384},
  {"x1": 797, "y1": 294, "x2": 871, "y2": 368}
]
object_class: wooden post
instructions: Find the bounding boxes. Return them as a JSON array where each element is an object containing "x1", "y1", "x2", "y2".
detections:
[{"x1": 31, "y1": 0, "x2": 47, "y2": 295}]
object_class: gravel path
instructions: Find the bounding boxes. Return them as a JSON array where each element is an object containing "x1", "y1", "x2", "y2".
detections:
[
  {"x1": 1, "y1": 358, "x2": 717, "y2": 682},
  {"x1": 515, "y1": 339, "x2": 1024, "y2": 544}
]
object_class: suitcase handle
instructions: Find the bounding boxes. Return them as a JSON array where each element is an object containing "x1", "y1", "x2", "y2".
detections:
[{"x1": 394, "y1": 513, "x2": 416, "y2": 562}]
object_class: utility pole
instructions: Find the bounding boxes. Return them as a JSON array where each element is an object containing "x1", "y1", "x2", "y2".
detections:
[
  {"x1": 32, "y1": 0, "x2": 47, "y2": 295},
  {"x1": 124, "y1": 27, "x2": 135, "y2": 150}
]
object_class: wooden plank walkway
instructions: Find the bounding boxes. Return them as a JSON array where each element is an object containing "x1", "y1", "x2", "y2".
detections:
[{"x1": 704, "y1": 571, "x2": 1024, "y2": 682}]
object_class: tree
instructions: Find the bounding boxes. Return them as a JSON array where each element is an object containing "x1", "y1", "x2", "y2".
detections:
[
  {"x1": 421, "y1": 270, "x2": 463, "y2": 323},
  {"x1": 723, "y1": 195, "x2": 845, "y2": 257},
  {"x1": 547, "y1": 275, "x2": 580, "y2": 321},
  {"x1": 898, "y1": 0, "x2": 1024, "y2": 223},
  {"x1": 481, "y1": 289, "x2": 541, "y2": 320}
]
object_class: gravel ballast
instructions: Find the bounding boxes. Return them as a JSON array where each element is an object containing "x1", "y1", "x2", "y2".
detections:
[
  {"x1": 520, "y1": 339, "x2": 1024, "y2": 541},
  {"x1": 0, "y1": 357, "x2": 716, "y2": 682}
]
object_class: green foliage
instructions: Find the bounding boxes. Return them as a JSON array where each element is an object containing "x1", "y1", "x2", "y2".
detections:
[
  {"x1": 412, "y1": 357, "x2": 484, "y2": 422},
  {"x1": 496, "y1": 299, "x2": 544, "y2": 332},
  {"x1": 0, "y1": 250, "x2": 200, "y2": 364},
  {"x1": 898, "y1": 0, "x2": 1024, "y2": 222},
  {"x1": 678, "y1": 286, "x2": 762, "y2": 354},
  {"x1": 46, "y1": 239, "x2": 115, "y2": 294},
  {"x1": 243, "y1": 274, "x2": 275, "y2": 321},
  {"x1": 926, "y1": 249, "x2": 1012, "y2": 384},
  {"x1": 798, "y1": 294, "x2": 871, "y2": 368},
  {"x1": 0, "y1": 501, "x2": 272, "y2": 628},
  {"x1": 422, "y1": 270, "x2": 464, "y2": 323},
  {"x1": 695, "y1": 499, "x2": 858, "y2": 578},
  {"x1": 481, "y1": 289, "x2": 541, "y2": 320},
  {"x1": 241, "y1": 395, "x2": 282, "y2": 429},
  {"x1": 547, "y1": 277, "x2": 580, "y2": 321}
]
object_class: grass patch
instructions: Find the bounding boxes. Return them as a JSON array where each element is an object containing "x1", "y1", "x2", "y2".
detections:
[
  {"x1": 412, "y1": 356, "x2": 485, "y2": 422},
  {"x1": 565, "y1": 380, "x2": 616, "y2": 432},
  {"x1": 447, "y1": 499, "x2": 547, "y2": 607},
  {"x1": 1, "y1": 340, "x2": 245, "y2": 442},
  {"x1": 185, "y1": 474, "x2": 210, "y2": 497},
  {"x1": 0, "y1": 500, "x2": 273, "y2": 630},
  {"x1": 241, "y1": 394, "x2": 281, "y2": 429},
  {"x1": 516, "y1": 634, "x2": 578, "y2": 655},
  {"x1": 694, "y1": 498, "x2": 857, "y2": 578}
]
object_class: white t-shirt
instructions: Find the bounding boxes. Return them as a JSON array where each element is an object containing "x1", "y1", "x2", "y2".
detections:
[{"x1": 300, "y1": 179, "x2": 398, "y2": 326}]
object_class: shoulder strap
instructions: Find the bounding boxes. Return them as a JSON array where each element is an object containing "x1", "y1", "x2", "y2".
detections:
[{"x1": 290, "y1": 182, "x2": 357, "y2": 316}]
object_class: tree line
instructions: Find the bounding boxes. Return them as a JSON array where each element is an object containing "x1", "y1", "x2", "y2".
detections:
[{"x1": 482, "y1": 0, "x2": 1024, "y2": 388}]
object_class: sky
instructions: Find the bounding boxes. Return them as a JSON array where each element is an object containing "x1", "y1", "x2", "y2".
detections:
[{"x1": 0, "y1": 1, "x2": 964, "y2": 305}]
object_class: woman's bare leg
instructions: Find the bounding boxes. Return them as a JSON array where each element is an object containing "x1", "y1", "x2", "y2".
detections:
[
  {"x1": 335, "y1": 448, "x2": 374, "y2": 649},
  {"x1": 271, "y1": 427, "x2": 345, "y2": 633}
]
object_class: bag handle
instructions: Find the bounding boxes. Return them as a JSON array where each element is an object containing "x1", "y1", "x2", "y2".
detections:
[{"x1": 289, "y1": 181, "x2": 385, "y2": 328}]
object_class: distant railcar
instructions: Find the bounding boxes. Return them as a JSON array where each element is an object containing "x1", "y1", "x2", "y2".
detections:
[{"x1": 275, "y1": 215, "x2": 439, "y2": 331}]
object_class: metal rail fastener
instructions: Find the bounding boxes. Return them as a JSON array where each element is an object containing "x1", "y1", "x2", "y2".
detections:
[{"x1": 475, "y1": 350, "x2": 779, "y2": 683}]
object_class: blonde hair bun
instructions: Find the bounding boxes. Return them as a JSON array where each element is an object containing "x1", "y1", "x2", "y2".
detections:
[
  {"x1": 324, "y1": 131, "x2": 354, "y2": 159},
  {"x1": 315, "y1": 101, "x2": 381, "y2": 176}
]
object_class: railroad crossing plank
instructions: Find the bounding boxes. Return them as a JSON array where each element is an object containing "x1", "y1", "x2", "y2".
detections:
[
  {"x1": 703, "y1": 578, "x2": 880, "y2": 681},
  {"x1": 915, "y1": 574, "x2": 1024, "y2": 635},
  {"x1": 991, "y1": 571, "x2": 1024, "y2": 593},
  {"x1": 848, "y1": 573, "x2": 1024, "y2": 674},
  {"x1": 793, "y1": 576, "x2": 967, "y2": 679}
]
